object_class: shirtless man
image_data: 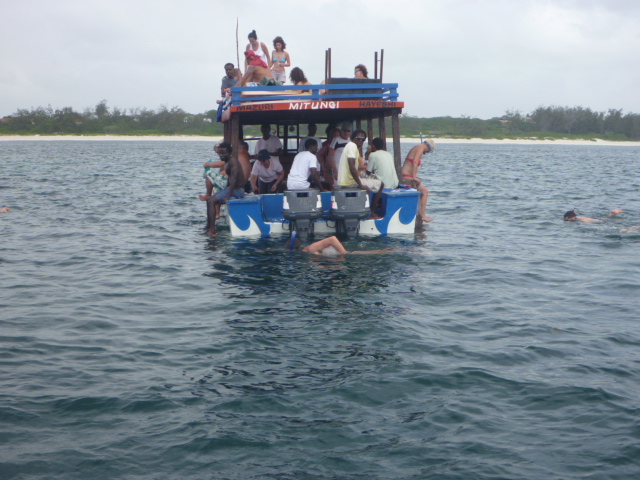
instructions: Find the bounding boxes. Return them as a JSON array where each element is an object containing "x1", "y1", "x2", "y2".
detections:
[
  {"x1": 238, "y1": 141, "x2": 253, "y2": 192},
  {"x1": 237, "y1": 51, "x2": 275, "y2": 87},
  {"x1": 563, "y1": 209, "x2": 624, "y2": 223},
  {"x1": 401, "y1": 139, "x2": 435, "y2": 223},
  {"x1": 205, "y1": 143, "x2": 247, "y2": 236}
]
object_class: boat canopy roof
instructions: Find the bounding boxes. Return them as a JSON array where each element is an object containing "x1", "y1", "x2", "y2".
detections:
[{"x1": 228, "y1": 81, "x2": 404, "y2": 126}]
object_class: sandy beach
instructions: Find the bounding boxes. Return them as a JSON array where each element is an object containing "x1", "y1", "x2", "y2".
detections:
[{"x1": 0, "y1": 135, "x2": 639, "y2": 146}]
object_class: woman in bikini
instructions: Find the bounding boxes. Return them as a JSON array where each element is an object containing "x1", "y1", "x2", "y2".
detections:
[
  {"x1": 270, "y1": 36, "x2": 291, "y2": 84},
  {"x1": 401, "y1": 140, "x2": 435, "y2": 223}
]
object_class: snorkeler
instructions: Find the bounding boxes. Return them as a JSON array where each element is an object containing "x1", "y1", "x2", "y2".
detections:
[
  {"x1": 563, "y1": 208, "x2": 624, "y2": 224},
  {"x1": 285, "y1": 233, "x2": 396, "y2": 256}
]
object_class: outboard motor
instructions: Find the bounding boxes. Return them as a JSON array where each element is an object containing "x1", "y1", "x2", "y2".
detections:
[
  {"x1": 330, "y1": 189, "x2": 371, "y2": 238},
  {"x1": 282, "y1": 189, "x2": 323, "y2": 240}
]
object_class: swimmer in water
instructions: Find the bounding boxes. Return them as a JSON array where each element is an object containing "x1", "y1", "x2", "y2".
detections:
[
  {"x1": 563, "y1": 208, "x2": 624, "y2": 224},
  {"x1": 285, "y1": 234, "x2": 397, "y2": 256}
]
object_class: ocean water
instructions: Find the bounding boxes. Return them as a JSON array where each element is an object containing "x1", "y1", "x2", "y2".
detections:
[{"x1": 1, "y1": 140, "x2": 639, "y2": 480}]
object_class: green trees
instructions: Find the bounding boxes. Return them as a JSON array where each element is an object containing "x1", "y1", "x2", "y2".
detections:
[
  {"x1": 1, "y1": 102, "x2": 223, "y2": 136},
  {"x1": 1, "y1": 101, "x2": 639, "y2": 140}
]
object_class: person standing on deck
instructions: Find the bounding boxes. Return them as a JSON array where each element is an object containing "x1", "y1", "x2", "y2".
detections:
[
  {"x1": 238, "y1": 141, "x2": 253, "y2": 193},
  {"x1": 245, "y1": 30, "x2": 270, "y2": 70},
  {"x1": 401, "y1": 139, "x2": 435, "y2": 223},
  {"x1": 205, "y1": 143, "x2": 246, "y2": 236},
  {"x1": 298, "y1": 123, "x2": 322, "y2": 153},
  {"x1": 316, "y1": 125, "x2": 339, "y2": 189},
  {"x1": 328, "y1": 122, "x2": 352, "y2": 182},
  {"x1": 270, "y1": 36, "x2": 290, "y2": 84},
  {"x1": 254, "y1": 123, "x2": 283, "y2": 162}
]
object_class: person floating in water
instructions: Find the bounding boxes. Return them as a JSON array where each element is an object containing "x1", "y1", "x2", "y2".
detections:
[
  {"x1": 285, "y1": 234, "x2": 396, "y2": 256},
  {"x1": 563, "y1": 208, "x2": 624, "y2": 224}
]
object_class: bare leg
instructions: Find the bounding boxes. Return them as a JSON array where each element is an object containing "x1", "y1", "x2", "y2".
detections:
[
  {"x1": 199, "y1": 177, "x2": 214, "y2": 201},
  {"x1": 206, "y1": 196, "x2": 219, "y2": 235},
  {"x1": 369, "y1": 183, "x2": 384, "y2": 219},
  {"x1": 419, "y1": 184, "x2": 432, "y2": 222}
]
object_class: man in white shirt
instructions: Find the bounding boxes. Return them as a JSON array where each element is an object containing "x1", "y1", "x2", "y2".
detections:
[
  {"x1": 298, "y1": 123, "x2": 322, "y2": 153},
  {"x1": 287, "y1": 139, "x2": 325, "y2": 190},
  {"x1": 366, "y1": 137, "x2": 398, "y2": 189},
  {"x1": 254, "y1": 123, "x2": 283, "y2": 163},
  {"x1": 328, "y1": 122, "x2": 352, "y2": 181},
  {"x1": 250, "y1": 149, "x2": 285, "y2": 194}
]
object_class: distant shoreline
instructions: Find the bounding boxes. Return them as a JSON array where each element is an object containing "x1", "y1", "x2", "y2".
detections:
[{"x1": 1, "y1": 135, "x2": 639, "y2": 146}]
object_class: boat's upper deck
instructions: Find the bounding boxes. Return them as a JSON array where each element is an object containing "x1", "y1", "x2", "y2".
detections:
[{"x1": 229, "y1": 80, "x2": 404, "y2": 125}]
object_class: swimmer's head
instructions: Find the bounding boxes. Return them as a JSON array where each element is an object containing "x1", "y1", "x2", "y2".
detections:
[
  {"x1": 284, "y1": 234, "x2": 302, "y2": 251},
  {"x1": 564, "y1": 210, "x2": 577, "y2": 221}
]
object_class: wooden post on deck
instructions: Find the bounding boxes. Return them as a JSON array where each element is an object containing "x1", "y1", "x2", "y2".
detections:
[
  {"x1": 230, "y1": 115, "x2": 240, "y2": 157},
  {"x1": 392, "y1": 109, "x2": 402, "y2": 178},
  {"x1": 223, "y1": 120, "x2": 230, "y2": 144},
  {"x1": 378, "y1": 113, "x2": 387, "y2": 150},
  {"x1": 374, "y1": 51, "x2": 378, "y2": 79},
  {"x1": 367, "y1": 115, "x2": 374, "y2": 144}
]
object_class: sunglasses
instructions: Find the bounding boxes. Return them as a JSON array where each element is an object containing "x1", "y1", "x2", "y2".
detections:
[{"x1": 355, "y1": 136, "x2": 366, "y2": 141}]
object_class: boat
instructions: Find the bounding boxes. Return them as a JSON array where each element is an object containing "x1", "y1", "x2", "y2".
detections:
[{"x1": 220, "y1": 49, "x2": 419, "y2": 238}]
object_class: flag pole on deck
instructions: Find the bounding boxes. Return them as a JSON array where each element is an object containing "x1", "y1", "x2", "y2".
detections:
[{"x1": 236, "y1": 18, "x2": 240, "y2": 71}]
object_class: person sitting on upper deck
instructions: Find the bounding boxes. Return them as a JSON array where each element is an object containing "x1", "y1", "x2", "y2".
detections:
[
  {"x1": 250, "y1": 149, "x2": 285, "y2": 194},
  {"x1": 366, "y1": 138, "x2": 399, "y2": 189},
  {"x1": 287, "y1": 139, "x2": 326, "y2": 191},
  {"x1": 289, "y1": 67, "x2": 312, "y2": 93},
  {"x1": 221, "y1": 63, "x2": 241, "y2": 98},
  {"x1": 328, "y1": 122, "x2": 352, "y2": 182},
  {"x1": 237, "y1": 50, "x2": 275, "y2": 87},
  {"x1": 354, "y1": 64, "x2": 369, "y2": 79},
  {"x1": 401, "y1": 139, "x2": 435, "y2": 224},
  {"x1": 298, "y1": 123, "x2": 322, "y2": 153}
]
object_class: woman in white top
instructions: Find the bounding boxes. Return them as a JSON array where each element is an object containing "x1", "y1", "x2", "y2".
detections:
[{"x1": 245, "y1": 30, "x2": 270, "y2": 69}]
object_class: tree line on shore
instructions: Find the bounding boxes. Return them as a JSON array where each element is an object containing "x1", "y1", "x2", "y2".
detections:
[{"x1": 2, "y1": 100, "x2": 639, "y2": 141}]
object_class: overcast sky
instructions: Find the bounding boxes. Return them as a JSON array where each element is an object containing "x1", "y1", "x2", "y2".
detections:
[{"x1": 2, "y1": 0, "x2": 639, "y2": 119}]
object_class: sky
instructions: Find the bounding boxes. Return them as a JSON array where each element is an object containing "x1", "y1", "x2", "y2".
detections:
[{"x1": 2, "y1": 0, "x2": 639, "y2": 119}]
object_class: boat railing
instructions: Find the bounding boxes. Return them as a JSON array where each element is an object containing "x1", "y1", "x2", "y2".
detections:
[{"x1": 230, "y1": 83, "x2": 399, "y2": 106}]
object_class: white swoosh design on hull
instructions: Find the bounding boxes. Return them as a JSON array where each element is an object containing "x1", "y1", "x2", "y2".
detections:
[
  {"x1": 385, "y1": 209, "x2": 415, "y2": 234},
  {"x1": 229, "y1": 215, "x2": 265, "y2": 236}
]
